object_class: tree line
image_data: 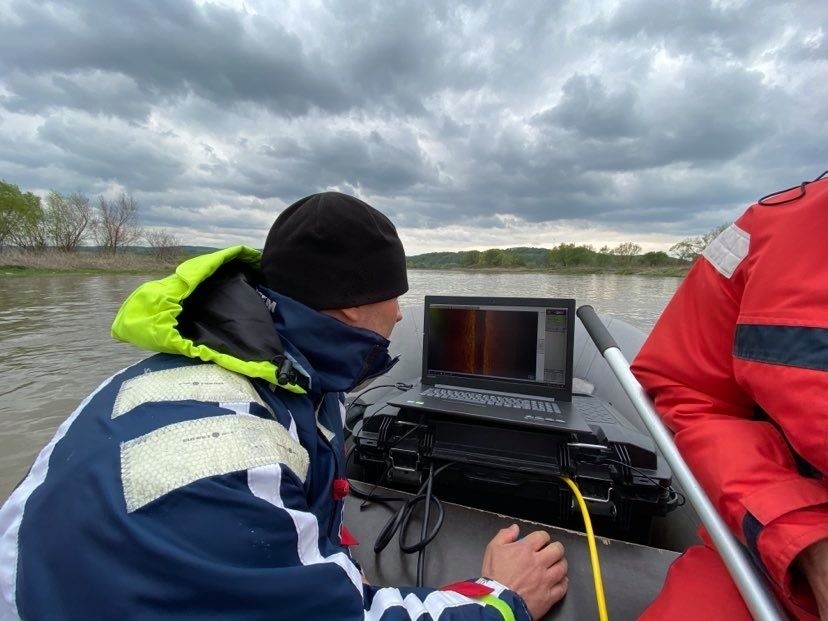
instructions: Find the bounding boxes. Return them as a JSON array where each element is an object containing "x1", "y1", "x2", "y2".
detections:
[
  {"x1": 406, "y1": 225, "x2": 728, "y2": 270},
  {"x1": 3, "y1": 177, "x2": 728, "y2": 269},
  {"x1": 0, "y1": 180, "x2": 180, "y2": 259}
]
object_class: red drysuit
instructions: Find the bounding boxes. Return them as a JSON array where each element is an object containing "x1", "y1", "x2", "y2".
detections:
[{"x1": 632, "y1": 175, "x2": 828, "y2": 620}]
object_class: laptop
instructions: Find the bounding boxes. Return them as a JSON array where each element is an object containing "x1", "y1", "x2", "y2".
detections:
[{"x1": 388, "y1": 295, "x2": 616, "y2": 434}]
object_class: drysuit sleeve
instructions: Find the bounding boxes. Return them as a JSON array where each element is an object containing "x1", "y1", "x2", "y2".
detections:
[
  {"x1": 631, "y1": 212, "x2": 828, "y2": 611},
  {"x1": 361, "y1": 580, "x2": 531, "y2": 621}
]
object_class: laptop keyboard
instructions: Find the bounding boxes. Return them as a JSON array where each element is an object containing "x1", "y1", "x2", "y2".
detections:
[
  {"x1": 578, "y1": 398, "x2": 618, "y2": 424},
  {"x1": 423, "y1": 387, "x2": 562, "y2": 414}
]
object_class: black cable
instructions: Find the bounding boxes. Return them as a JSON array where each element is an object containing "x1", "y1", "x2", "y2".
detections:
[
  {"x1": 355, "y1": 466, "x2": 400, "y2": 509},
  {"x1": 345, "y1": 443, "x2": 407, "y2": 505},
  {"x1": 345, "y1": 382, "x2": 414, "y2": 413},
  {"x1": 343, "y1": 382, "x2": 413, "y2": 437},
  {"x1": 345, "y1": 403, "x2": 395, "y2": 439},
  {"x1": 346, "y1": 423, "x2": 426, "y2": 505},
  {"x1": 343, "y1": 385, "x2": 451, "y2": 587},
  {"x1": 758, "y1": 170, "x2": 828, "y2": 206},
  {"x1": 369, "y1": 461, "x2": 456, "y2": 587},
  {"x1": 373, "y1": 461, "x2": 452, "y2": 553},
  {"x1": 343, "y1": 383, "x2": 395, "y2": 436},
  {"x1": 416, "y1": 462, "x2": 435, "y2": 587},
  {"x1": 601, "y1": 456, "x2": 686, "y2": 507}
]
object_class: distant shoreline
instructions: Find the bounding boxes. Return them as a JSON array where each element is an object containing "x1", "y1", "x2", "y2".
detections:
[
  {"x1": 408, "y1": 265, "x2": 689, "y2": 277},
  {"x1": 2, "y1": 251, "x2": 690, "y2": 278},
  {"x1": 4, "y1": 266, "x2": 688, "y2": 278}
]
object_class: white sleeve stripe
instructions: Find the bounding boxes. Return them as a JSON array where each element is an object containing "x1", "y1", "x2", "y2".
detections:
[
  {"x1": 287, "y1": 410, "x2": 299, "y2": 444},
  {"x1": 317, "y1": 422, "x2": 335, "y2": 442},
  {"x1": 219, "y1": 402, "x2": 250, "y2": 415},
  {"x1": 247, "y1": 465, "x2": 363, "y2": 596},
  {"x1": 364, "y1": 587, "x2": 485, "y2": 621},
  {"x1": 0, "y1": 369, "x2": 123, "y2": 621},
  {"x1": 476, "y1": 578, "x2": 507, "y2": 597},
  {"x1": 701, "y1": 223, "x2": 750, "y2": 278},
  {"x1": 339, "y1": 400, "x2": 347, "y2": 427}
]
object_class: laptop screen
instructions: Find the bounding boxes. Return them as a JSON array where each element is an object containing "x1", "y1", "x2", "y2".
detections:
[{"x1": 421, "y1": 296, "x2": 575, "y2": 401}]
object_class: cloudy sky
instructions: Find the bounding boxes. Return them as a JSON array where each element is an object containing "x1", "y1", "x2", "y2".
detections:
[{"x1": 1, "y1": 1, "x2": 825, "y2": 255}]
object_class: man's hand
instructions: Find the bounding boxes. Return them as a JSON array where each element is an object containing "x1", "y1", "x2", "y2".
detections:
[
  {"x1": 481, "y1": 524, "x2": 569, "y2": 620},
  {"x1": 798, "y1": 538, "x2": 828, "y2": 619}
]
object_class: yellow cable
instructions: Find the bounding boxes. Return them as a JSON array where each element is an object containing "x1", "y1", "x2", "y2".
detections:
[{"x1": 560, "y1": 476, "x2": 609, "y2": 621}]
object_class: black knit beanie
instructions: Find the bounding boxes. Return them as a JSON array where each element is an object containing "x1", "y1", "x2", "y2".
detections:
[{"x1": 261, "y1": 192, "x2": 409, "y2": 310}]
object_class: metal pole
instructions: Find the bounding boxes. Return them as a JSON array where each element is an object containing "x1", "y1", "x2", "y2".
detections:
[{"x1": 576, "y1": 305, "x2": 786, "y2": 621}]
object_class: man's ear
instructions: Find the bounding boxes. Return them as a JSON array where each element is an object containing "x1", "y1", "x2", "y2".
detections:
[
  {"x1": 338, "y1": 306, "x2": 362, "y2": 325},
  {"x1": 322, "y1": 306, "x2": 362, "y2": 327}
]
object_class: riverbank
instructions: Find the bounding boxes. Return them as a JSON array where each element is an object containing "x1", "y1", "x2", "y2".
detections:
[
  {"x1": 0, "y1": 249, "x2": 181, "y2": 276},
  {"x1": 408, "y1": 265, "x2": 690, "y2": 277},
  {"x1": 2, "y1": 250, "x2": 690, "y2": 278}
]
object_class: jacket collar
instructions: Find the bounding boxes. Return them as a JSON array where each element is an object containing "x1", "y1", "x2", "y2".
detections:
[
  {"x1": 257, "y1": 286, "x2": 398, "y2": 394},
  {"x1": 112, "y1": 246, "x2": 312, "y2": 394}
]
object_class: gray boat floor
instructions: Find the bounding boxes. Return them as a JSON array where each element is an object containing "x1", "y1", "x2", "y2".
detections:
[{"x1": 346, "y1": 487, "x2": 680, "y2": 620}]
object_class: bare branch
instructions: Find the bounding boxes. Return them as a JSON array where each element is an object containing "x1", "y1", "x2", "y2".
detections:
[
  {"x1": 93, "y1": 192, "x2": 143, "y2": 254},
  {"x1": 144, "y1": 228, "x2": 181, "y2": 261}
]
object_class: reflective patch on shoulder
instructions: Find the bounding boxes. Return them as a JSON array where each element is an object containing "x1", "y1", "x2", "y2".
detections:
[
  {"x1": 113, "y1": 365, "x2": 268, "y2": 419},
  {"x1": 121, "y1": 414, "x2": 309, "y2": 513},
  {"x1": 702, "y1": 223, "x2": 750, "y2": 278}
]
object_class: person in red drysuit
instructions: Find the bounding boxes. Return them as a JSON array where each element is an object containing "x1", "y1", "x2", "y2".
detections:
[{"x1": 632, "y1": 171, "x2": 828, "y2": 620}]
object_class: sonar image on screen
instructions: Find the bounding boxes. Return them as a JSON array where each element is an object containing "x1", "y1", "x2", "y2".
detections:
[{"x1": 427, "y1": 307, "x2": 538, "y2": 381}]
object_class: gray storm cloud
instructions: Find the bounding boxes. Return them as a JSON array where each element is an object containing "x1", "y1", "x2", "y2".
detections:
[{"x1": 0, "y1": 0, "x2": 825, "y2": 249}]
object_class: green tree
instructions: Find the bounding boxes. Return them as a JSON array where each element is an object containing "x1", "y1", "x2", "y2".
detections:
[
  {"x1": 611, "y1": 242, "x2": 642, "y2": 266},
  {"x1": 640, "y1": 251, "x2": 673, "y2": 266},
  {"x1": 669, "y1": 223, "x2": 728, "y2": 263},
  {"x1": 668, "y1": 238, "x2": 702, "y2": 262},
  {"x1": 44, "y1": 191, "x2": 93, "y2": 251},
  {"x1": 481, "y1": 248, "x2": 505, "y2": 267},
  {"x1": 504, "y1": 250, "x2": 526, "y2": 267},
  {"x1": 506, "y1": 247, "x2": 548, "y2": 267},
  {"x1": 568, "y1": 244, "x2": 595, "y2": 266},
  {"x1": 461, "y1": 250, "x2": 481, "y2": 267},
  {"x1": 12, "y1": 213, "x2": 48, "y2": 250},
  {"x1": 0, "y1": 181, "x2": 43, "y2": 249},
  {"x1": 595, "y1": 245, "x2": 614, "y2": 267},
  {"x1": 547, "y1": 243, "x2": 574, "y2": 267}
]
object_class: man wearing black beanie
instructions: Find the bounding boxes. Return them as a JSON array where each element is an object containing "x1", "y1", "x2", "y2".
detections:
[
  {"x1": 261, "y1": 191, "x2": 408, "y2": 339},
  {"x1": 262, "y1": 192, "x2": 409, "y2": 312},
  {"x1": 3, "y1": 191, "x2": 564, "y2": 621}
]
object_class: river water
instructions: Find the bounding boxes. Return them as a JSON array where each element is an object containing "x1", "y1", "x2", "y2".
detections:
[{"x1": 0, "y1": 270, "x2": 681, "y2": 500}]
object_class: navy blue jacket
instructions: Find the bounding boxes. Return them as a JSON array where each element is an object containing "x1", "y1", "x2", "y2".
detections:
[{"x1": 0, "y1": 248, "x2": 529, "y2": 621}]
